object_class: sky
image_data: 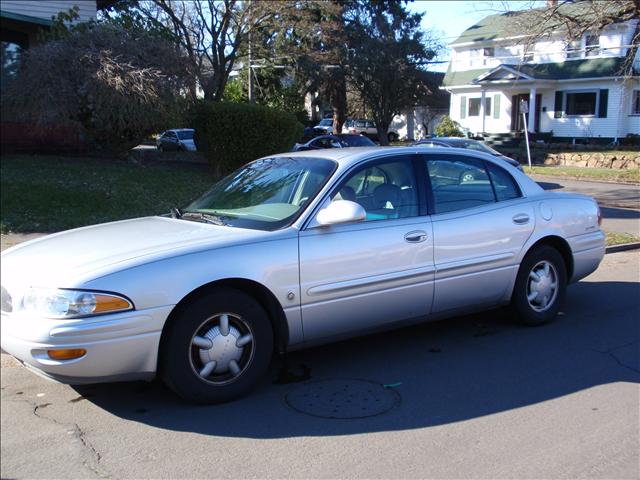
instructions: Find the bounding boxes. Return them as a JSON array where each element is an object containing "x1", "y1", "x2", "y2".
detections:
[{"x1": 406, "y1": 1, "x2": 545, "y2": 72}]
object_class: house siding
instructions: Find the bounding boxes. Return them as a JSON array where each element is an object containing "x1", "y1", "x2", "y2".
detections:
[
  {"x1": 0, "y1": 1, "x2": 96, "y2": 23},
  {"x1": 449, "y1": 80, "x2": 639, "y2": 139},
  {"x1": 542, "y1": 80, "x2": 637, "y2": 140},
  {"x1": 449, "y1": 91, "x2": 512, "y2": 134}
]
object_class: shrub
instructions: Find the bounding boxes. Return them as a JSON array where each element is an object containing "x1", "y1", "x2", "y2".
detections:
[
  {"x1": 1, "y1": 24, "x2": 189, "y2": 153},
  {"x1": 435, "y1": 116, "x2": 464, "y2": 137},
  {"x1": 190, "y1": 101, "x2": 304, "y2": 174}
]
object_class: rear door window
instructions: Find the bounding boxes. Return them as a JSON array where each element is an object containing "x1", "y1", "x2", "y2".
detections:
[{"x1": 425, "y1": 156, "x2": 495, "y2": 214}]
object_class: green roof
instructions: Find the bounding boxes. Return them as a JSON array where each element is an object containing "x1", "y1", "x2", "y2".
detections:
[
  {"x1": 443, "y1": 57, "x2": 630, "y2": 87},
  {"x1": 0, "y1": 10, "x2": 53, "y2": 27},
  {"x1": 521, "y1": 57, "x2": 628, "y2": 79}
]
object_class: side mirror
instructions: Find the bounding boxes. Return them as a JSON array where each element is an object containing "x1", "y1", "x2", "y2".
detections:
[{"x1": 316, "y1": 200, "x2": 366, "y2": 226}]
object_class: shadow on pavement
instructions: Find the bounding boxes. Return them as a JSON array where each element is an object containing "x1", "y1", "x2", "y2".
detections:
[
  {"x1": 601, "y1": 206, "x2": 640, "y2": 220},
  {"x1": 536, "y1": 181, "x2": 563, "y2": 191},
  {"x1": 74, "y1": 280, "x2": 639, "y2": 439}
]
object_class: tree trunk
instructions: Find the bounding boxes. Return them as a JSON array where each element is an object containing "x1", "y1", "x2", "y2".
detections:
[
  {"x1": 376, "y1": 121, "x2": 390, "y2": 145},
  {"x1": 331, "y1": 73, "x2": 347, "y2": 134}
]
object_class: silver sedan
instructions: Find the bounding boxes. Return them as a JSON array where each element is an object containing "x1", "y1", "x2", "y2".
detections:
[{"x1": 0, "y1": 147, "x2": 605, "y2": 403}]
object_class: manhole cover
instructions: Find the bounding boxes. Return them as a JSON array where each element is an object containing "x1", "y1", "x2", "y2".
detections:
[{"x1": 285, "y1": 379, "x2": 400, "y2": 419}]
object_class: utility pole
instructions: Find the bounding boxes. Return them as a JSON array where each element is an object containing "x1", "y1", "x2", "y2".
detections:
[{"x1": 247, "y1": 0, "x2": 254, "y2": 103}]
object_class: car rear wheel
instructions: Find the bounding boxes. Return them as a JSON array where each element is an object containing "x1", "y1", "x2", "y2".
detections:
[
  {"x1": 160, "y1": 289, "x2": 274, "y2": 403},
  {"x1": 511, "y1": 246, "x2": 567, "y2": 325},
  {"x1": 388, "y1": 132, "x2": 399, "y2": 142}
]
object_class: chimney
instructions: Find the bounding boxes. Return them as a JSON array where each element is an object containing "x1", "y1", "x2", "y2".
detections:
[{"x1": 547, "y1": 0, "x2": 558, "y2": 7}]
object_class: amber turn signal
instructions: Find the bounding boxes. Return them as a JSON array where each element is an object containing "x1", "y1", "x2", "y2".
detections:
[{"x1": 47, "y1": 349, "x2": 87, "y2": 360}]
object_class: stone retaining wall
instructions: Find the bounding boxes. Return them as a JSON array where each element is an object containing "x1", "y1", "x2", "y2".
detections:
[{"x1": 542, "y1": 152, "x2": 639, "y2": 169}]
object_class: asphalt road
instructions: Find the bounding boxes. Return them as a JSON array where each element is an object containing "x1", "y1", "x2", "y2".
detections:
[{"x1": 2, "y1": 250, "x2": 639, "y2": 479}]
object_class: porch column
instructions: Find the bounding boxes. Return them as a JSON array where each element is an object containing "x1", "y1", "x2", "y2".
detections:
[
  {"x1": 480, "y1": 89, "x2": 486, "y2": 134},
  {"x1": 528, "y1": 87, "x2": 537, "y2": 133}
]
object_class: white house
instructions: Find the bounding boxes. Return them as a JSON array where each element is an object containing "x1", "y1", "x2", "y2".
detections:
[
  {"x1": 442, "y1": 1, "x2": 639, "y2": 143},
  {"x1": 1, "y1": 1, "x2": 97, "y2": 48}
]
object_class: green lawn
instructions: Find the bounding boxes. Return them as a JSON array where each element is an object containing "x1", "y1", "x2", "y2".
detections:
[
  {"x1": 525, "y1": 165, "x2": 640, "y2": 184},
  {"x1": 605, "y1": 231, "x2": 640, "y2": 246},
  {"x1": 1, "y1": 155, "x2": 217, "y2": 233}
]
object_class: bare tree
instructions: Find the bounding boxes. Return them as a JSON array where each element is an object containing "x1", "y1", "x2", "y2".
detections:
[{"x1": 130, "y1": 0, "x2": 287, "y2": 101}]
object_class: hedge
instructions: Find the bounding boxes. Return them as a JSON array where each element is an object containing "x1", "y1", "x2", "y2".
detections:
[{"x1": 191, "y1": 101, "x2": 304, "y2": 174}]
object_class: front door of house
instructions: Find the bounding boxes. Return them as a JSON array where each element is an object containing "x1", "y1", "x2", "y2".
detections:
[{"x1": 511, "y1": 93, "x2": 541, "y2": 132}]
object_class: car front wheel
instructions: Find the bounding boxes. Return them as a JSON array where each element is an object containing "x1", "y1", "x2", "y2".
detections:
[
  {"x1": 511, "y1": 246, "x2": 567, "y2": 325},
  {"x1": 160, "y1": 288, "x2": 274, "y2": 403}
]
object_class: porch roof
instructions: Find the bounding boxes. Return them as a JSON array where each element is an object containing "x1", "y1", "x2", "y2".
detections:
[{"x1": 443, "y1": 57, "x2": 631, "y2": 88}]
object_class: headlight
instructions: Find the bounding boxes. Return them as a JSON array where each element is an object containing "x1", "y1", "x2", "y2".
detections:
[{"x1": 22, "y1": 288, "x2": 133, "y2": 319}]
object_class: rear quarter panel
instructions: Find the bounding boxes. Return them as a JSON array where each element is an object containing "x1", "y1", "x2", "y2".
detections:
[{"x1": 509, "y1": 192, "x2": 604, "y2": 294}]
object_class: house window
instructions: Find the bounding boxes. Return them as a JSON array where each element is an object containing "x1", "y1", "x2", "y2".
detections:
[
  {"x1": 633, "y1": 90, "x2": 640, "y2": 115},
  {"x1": 469, "y1": 48, "x2": 482, "y2": 67},
  {"x1": 468, "y1": 97, "x2": 491, "y2": 117},
  {"x1": 523, "y1": 46, "x2": 534, "y2": 62},
  {"x1": 585, "y1": 34, "x2": 600, "y2": 57},
  {"x1": 469, "y1": 98, "x2": 481, "y2": 116},
  {"x1": 566, "y1": 91, "x2": 597, "y2": 116},
  {"x1": 566, "y1": 39, "x2": 581, "y2": 59},
  {"x1": 483, "y1": 47, "x2": 494, "y2": 57}
]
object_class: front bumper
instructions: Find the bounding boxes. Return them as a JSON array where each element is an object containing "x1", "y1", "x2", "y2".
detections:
[{"x1": 1, "y1": 305, "x2": 174, "y2": 384}]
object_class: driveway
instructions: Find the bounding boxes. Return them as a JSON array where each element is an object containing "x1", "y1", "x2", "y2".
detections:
[{"x1": 2, "y1": 251, "x2": 638, "y2": 479}]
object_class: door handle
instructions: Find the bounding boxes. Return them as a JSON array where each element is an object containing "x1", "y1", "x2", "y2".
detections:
[
  {"x1": 404, "y1": 230, "x2": 428, "y2": 243},
  {"x1": 512, "y1": 214, "x2": 530, "y2": 225}
]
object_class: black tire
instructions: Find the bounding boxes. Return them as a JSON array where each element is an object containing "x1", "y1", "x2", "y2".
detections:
[
  {"x1": 511, "y1": 246, "x2": 567, "y2": 326},
  {"x1": 388, "y1": 132, "x2": 399, "y2": 142},
  {"x1": 160, "y1": 288, "x2": 274, "y2": 404}
]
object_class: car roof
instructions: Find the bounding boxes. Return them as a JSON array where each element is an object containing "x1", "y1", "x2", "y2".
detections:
[
  {"x1": 280, "y1": 146, "x2": 498, "y2": 169},
  {"x1": 168, "y1": 128, "x2": 195, "y2": 132}
]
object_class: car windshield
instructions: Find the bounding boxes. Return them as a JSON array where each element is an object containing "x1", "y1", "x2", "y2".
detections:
[
  {"x1": 185, "y1": 157, "x2": 336, "y2": 231},
  {"x1": 319, "y1": 119, "x2": 333, "y2": 126},
  {"x1": 177, "y1": 130, "x2": 194, "y2": 140},
  {"x1": 339, "y1": 136, "x2": 376, "y2": 147}
]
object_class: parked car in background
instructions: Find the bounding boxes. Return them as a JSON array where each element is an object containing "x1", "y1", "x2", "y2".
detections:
[
  {"x1": 292, "y1": 134, "x2": 376, "y2": 151},
  {"x1": 1, "y1": 146, "x2": 605, "y2": 404},
  {"x1": 313, "y1": 118, "x2": 334, "y2": 135},
  {"x1": 412, "y1": 137, "x2": 523, "y2": 171},
  {"x1": 157, "y1": 129, "x2": 197, "y2": 152},
  {"x1": 345, "y1": 119, "x2": 400, "y2": 142}
]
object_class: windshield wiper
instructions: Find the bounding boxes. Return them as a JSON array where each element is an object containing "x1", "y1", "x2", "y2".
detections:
[
  {"x1": 181, "y1": 211, "x2": 228, "y2": 226},
  {"x1": 170, "y1": 207, "x2": 183, "y2": 219}
]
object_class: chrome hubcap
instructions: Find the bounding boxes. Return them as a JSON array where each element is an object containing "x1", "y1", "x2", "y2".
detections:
[
  {"x1": 526, "y1": 260, "x2": 559, "y2": 312},
  {"x1": 190, "y1": 313, "x2": 254, "y2": 385}
]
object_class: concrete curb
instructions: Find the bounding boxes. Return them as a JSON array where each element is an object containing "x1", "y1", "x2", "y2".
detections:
[{"x1": 605, "y1": 242, "x2": 640, "y2": 254}]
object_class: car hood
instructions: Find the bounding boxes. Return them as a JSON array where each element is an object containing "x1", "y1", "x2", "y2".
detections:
[{"x1": 1, "y1": 216, "x2": 275, "y2": 289}]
